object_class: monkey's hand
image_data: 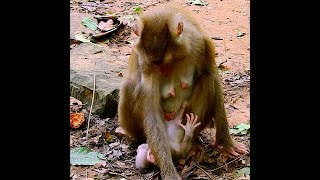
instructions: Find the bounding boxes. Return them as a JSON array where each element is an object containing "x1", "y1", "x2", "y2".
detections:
[{"x1": 179, "y1": 113, "x2": 201, "y2": 137}]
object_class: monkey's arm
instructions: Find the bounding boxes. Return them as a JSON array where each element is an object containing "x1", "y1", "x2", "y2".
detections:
[{"x1": 142, "y1": 75, "x2": 181, "y2": 179}]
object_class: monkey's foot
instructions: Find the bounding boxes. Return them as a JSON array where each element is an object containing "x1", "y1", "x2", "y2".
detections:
[{"x1": 213, "y1": 141, "x2": 248, "y2": 157}]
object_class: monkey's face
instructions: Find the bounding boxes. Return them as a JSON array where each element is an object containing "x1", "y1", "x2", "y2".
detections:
[
  {"x1": 139, "y1": 33, "x2": 169, "y2": 64},
  {"x1": 137, "y1": 17, "x2": 175, "y2": 65}
]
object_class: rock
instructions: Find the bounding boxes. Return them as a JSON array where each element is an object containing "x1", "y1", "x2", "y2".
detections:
[{"x1": 70, "y1": 42, "x2": 125, "y2": 118}]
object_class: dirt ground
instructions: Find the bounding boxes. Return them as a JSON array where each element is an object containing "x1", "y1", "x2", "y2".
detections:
[{"x1": 70, "y1": 0, "x2": 250, "y2": 179}]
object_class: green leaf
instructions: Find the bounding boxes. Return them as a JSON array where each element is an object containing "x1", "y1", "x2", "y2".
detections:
[
  {"x1": 187, "y1": 0, "x2": 208, "y2": 6},
  {"x1": 236, "y1": 167, "x2": 250, "y2": 177},
  {"x1": 230, "y1": 123, "x2": 250, "y2": 135},
  {"x1": 236, "y1": 123, "x2": 250, "y2": 130},
  {"x1": 133, "y1": 6, "x2": 143, "y2": 15},
  {"x1": 70, "y1": 147, "x2": 106, "y2": 165},
  {"x1": 81, "y1": 17, "x2": 98, "y2": 31},
  {"x1": 230, "y1": 128, "x2": 240, "y2": 135}
]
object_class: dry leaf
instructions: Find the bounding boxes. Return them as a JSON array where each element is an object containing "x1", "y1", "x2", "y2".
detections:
[
  {"x1": 116, "y1": 161, "x2": 125, "y2": 167},
  {"x1": 120, "y1": 144, "x2": 129, "y2": 149},
  {"x1": 115, "y1": 127, "x2": 126, "y2": 134},
  {"x1": 178, "y1": 159, "x2": 186, "y2": 165},
  {"x1": 87, "y1": 169, "x2": 97, "y2": 178},
  {"x1": 70, "y1": 112, "x2": 85, "y2": 128},
  {"x1": 218, "y1": 64, "x2": 230, "y2": 70},
  {"x1": 94, "y1": 162, "x2": 106, "y2": 168},
  {"x1": 97, "y1": 169, "x2": 108, "y2": 174},
  {"x1": 97, "y1": 19, "x2": 114, "y2": 31},
  {"x1": 104, "y1": 131, "x2": 114, "y2": 142},
  {"x1": 109, "y1": 142, "x2": 120, "y2": 148},
  {"x1": 70, "y1": 96, "x2": 84, "y2": 112}
]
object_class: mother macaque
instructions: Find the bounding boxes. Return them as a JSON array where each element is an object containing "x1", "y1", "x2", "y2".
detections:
[{"x1": 118, "y1": 4, "x2": 246, "y2": 179}]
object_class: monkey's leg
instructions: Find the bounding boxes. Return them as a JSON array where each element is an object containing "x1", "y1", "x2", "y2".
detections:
[
  {"x1": 190, "y1": 73, "x2": 247, "y2": 156},
  {"x1": 211, "y1": 73, "x2": 248, "y2": 156},
  {"x1": 118, "y1": 81, "x2": 145, "y2": 142}
]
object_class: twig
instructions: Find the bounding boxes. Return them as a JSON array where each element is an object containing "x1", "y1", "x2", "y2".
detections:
[
  {"x1": 150, "y1": 171, "x2": 160, "y2": 180},
  {"x1": 210, "y1": 154, "x2": 246, "y2": 172},
  {"x1": 108, "y1": 171, "x2": 127, "y2": 178},
  {"x1": 212, "y1": 36, "x2": 223, "y2": 40},
  {"x1": 194, "y1": 162, "x2": 214, "y2": 180},
  {"x1": 70, "y1": 103, "x2": 86, "y2": 106},
  {"x1": 85, "y1": 61, "x2": 96, "y2": 146}
]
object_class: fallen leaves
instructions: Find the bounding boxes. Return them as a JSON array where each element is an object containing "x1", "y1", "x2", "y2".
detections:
[
  {"x1": 224, "y1": 71, "x2": 250, "y2": 87},
  {"x1": 70, "y1": 97, "x2": 85, "y2": 129},
  {"x1": 70, "y1": 147, "x2": 106, "y2": 166},
  {"x1": 91, "y1": 15, "x2": 125, "y2": 38},
  {"x1": 75, "y1": 15, "x2": 126, "y2": 45}
]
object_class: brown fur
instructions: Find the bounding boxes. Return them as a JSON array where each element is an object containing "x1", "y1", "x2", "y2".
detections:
[{"x1": 118, "y1": 4, "x2": 236, "y2": 179}]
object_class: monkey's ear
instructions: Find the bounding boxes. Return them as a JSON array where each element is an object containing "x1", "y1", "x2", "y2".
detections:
[
  {"x1": 177, "y1": 22, "x2": 183, "y2": 36},
  {"x1": 133, "y1": 17, "x2": 142, "y2": 36},
  {"x1": 147, "y1": 150, "x2": 156, "y2": 164},
  {"x1": 133, "y1": 23, "x2": 139, "y2": 36},
  {"x1": 173, "y1": 14, "x2": 184, "y2": 36}
]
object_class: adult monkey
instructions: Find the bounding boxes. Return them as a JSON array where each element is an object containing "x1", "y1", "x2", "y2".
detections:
[{"x1": 118, "y1": 4, "x2": 247, "y2": 179}]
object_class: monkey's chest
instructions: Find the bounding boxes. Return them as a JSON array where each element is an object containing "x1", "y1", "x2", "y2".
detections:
[{"x1": 160, "y1": 76, "x2": 193, "y2": 119}]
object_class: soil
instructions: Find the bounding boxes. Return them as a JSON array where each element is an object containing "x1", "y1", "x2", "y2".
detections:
[{"x1": 70, "y1": 0, "x2": 250, "y2": 179}]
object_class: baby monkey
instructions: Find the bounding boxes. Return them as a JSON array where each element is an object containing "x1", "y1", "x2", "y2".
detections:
[{"x1": 135, "y1": 103, "x2": 201, "y2": 173}]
